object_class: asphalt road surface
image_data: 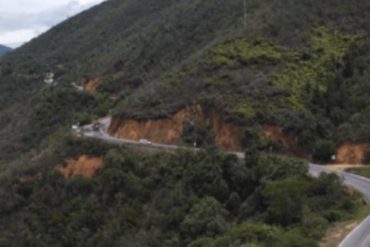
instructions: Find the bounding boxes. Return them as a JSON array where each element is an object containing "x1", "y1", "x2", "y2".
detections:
[
  {"x1": 310, "y1": 164, "x2": 370, "y2": 247},
  {"x1": 75, "y1": 119, "x2": 370, "y2": 247}
]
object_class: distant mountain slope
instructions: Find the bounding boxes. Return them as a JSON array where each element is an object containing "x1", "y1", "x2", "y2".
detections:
[
  {"x1": 0, "y1": 0, "x2": 370, "y2": 164},
  {"x1": 6, "y1": 0, "x2": 370, "y2": 81},
  {"x1": 0, "y1": 44, "x2": 11, "y2": 56},
  {"x1": 0, "y1": 1, "x2": 369, "y2": 246}
]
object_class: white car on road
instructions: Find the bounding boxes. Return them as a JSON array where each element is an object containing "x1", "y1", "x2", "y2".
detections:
[{"x1": 139, "y1": 139, "x2": 152, "y2": 145}]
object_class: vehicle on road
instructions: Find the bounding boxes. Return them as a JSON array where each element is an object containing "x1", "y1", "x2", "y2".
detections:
[
  {"x1": 76, "y1": 123, "x2": 370, "y2": 247},
  {"x1": 72, "y1": 125, "x2": 82, "y2": 133},
  {"x1": 139, "y1": 139, "x2": 152, "y2": 145}
]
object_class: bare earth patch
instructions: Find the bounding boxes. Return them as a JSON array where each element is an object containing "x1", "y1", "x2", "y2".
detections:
[
  {"x1": 84, "y1": 78, "x2": 100, "y2": 93},
  {"x1": 262, "y1": 125, "x2": 307, "y2": 157},
  {"x1": 108, "y1": 104, "x2": 242, "y2": 151},
  {"x1": 320, "y1": 221, "x2": 359, "y2": 247},
  {"x1": 336, "y1": 142, "x2": 369, "y2": 164},
  {"x1": 56, "y1": 155, "x2": 104, "y2": 179},
  {"x1": 325, "y1": 164, "x2": 365, "y2": 172}
]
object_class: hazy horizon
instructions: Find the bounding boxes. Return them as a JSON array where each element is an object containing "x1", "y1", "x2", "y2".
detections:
[{"x1": 0, "y1": 0, "x2": 105, "y2": 48}]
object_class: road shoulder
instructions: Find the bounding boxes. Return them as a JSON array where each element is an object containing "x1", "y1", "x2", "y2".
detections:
[{"x1": 320, "y1": 205, "x2": 370, "y2": 247}]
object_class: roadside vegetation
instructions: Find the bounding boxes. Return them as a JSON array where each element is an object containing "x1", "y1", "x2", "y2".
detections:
[
  {"x1": 0, "y1": 0, "x2": 370, "y2": 165},
  {"x1": 0, "y1": 141, "x2": 364, "y2": 246},
  {"x1": 0, "y1": 0, "x2": 369, "y2": 246},
  {"x1": 346, "y1": 167, "x2": 370, "y2": 179}
]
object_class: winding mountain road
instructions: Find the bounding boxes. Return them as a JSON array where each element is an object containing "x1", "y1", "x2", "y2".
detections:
[
  {"x1": 310, "y1": 164, "x2": 370, "y2": 247},
  {"x1": 75, "y1": 118, "x2": 370, "y2": 246}
]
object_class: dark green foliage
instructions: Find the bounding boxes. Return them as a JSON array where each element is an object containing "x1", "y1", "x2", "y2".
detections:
[
  {"x1": 313, "y1": 140, "x2": 336, "y2": 162},
  {"x1": 0, "y1": 1, "x2": 368, "y2": 245},
  {"x1": 0, "y1": 82, "x2": 114, "y2": 164},
  {"x1": 182, "y1": 122, "x2": 215, "y2": 147},
  {"x1": 364, "y1": 151, "x2": 370, "y2": 165},
  {"x1": 0, "y1": 149, "x2": 361, "y2": 246},
  {"x1": 1, "y1": 0, "x2": 370, "y2": 165},
  {"x1": 180, "y1": 197, "x2": 229, "y2": 240},
  {"x1": 262, "y1": 178, "x2": 310, "y2": 226}
]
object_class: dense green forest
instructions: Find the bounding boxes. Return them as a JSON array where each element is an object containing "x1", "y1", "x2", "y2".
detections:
[
  {"x1": 0, "y1": 138, "x2": 363, "y2": 246},
  {"x1": 1, "y1": 0, "x2": 370, "y2": 165},
  {"x1": 0, "y1": 0, "x2": 370, "y2": 246}
]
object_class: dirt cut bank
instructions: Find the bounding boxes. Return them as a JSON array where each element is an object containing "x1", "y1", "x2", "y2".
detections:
[
  {"x1": 336, "y1": 142, "x2": 370, "y2": 164},
  {"x1": 108, "y1": 104, "x2": 242, "y2": 151},
  {"x1": 262, "y1": 125, "x2": 308, "y2": 157}
]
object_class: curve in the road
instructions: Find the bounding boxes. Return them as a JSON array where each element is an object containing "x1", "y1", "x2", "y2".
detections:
[{"x1": 75, "y1": 119, "x2": 370, "y2": 247}]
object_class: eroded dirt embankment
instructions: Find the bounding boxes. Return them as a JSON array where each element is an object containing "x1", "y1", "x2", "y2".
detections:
[
  {"x1": 263, "y1": 125, "x2": 295, "y2": 148},
  {"x1": 336, "y1": 142, "x2": 370, "y2": 164},
  {"x1": 56, "y1": 155, "x2": 104, "y2": 179},
  {"x1": 108, "y1": 105, "x2": 242, "y2": 151},
  {"x1": 262, "y1": 125, "x2": 308, "y2": 157}
]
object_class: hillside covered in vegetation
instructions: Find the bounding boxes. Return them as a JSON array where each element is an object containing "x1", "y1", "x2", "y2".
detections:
[
  {"x1": 0, "y1": 140, "x2": 363, "y2": 246},
  {"x1": 0, "y1": 0, "x2": 370, "y2": 246},
  {"x1": 1, "y1": 0, "x2": 370, "y2": 163}
]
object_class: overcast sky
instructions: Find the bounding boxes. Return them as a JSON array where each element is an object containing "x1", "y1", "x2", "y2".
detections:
[{"x1": 0, "y1": 0, "x2": 105, "y2": 48}]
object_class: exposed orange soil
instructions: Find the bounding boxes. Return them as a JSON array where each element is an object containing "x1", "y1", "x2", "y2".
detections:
[
  {"x1": 85, "y1": 78, "x2": 100, "y2": 93},
  {"x1": 56, "y1": 155, "x2": 104, "y2": 179},
  {"x1": 262, "y1": 125, "x2": 307, "y2": 157},
  {"x1": 109, "y1": 105, "x2": 203, "y2": 144},
  {"x1": 211, "y1": 113, "x2": 241, "y2": 151},
  {"x1": 263, "y1": 125, "x2": 294, "y2": 148},
  {"x1": 336, "y1": 142, "x2": 370, "y2": 164},
  {"x1": 324, "y1": 164, "x2": 364, "y2": 172},
  {"x1": 108, "y1": 105, "x2": 242, "y2": 151}
]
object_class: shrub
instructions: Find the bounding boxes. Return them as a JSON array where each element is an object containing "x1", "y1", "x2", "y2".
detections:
[{"x1": 313, "y1": 140, "x2": 336, "y2": 163}]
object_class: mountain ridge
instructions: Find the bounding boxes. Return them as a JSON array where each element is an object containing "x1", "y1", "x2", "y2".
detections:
[
  {"x1": 0, "y1": 0, "x2": 369, "y2": 164},
  {"x1": 0, "y1": 44, "x2": 11, "y2": 56}
]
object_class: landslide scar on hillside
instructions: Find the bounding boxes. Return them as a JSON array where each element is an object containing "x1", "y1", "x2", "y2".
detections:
[
  {"x1": 84, "y1": 78, "x2": 101, "y2": 93},
  {"x1": 56, "y1": 155, "x2": 104, "y2": 179},
  {"x1": 108, "y1": 105, "x2": 242, "y2": 151}
]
